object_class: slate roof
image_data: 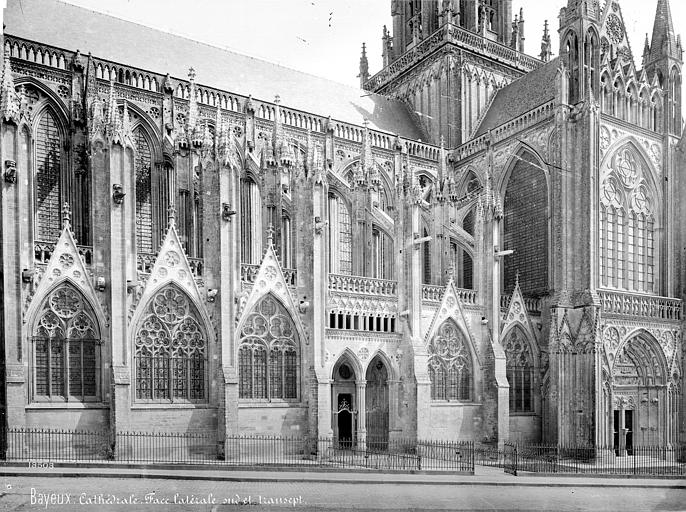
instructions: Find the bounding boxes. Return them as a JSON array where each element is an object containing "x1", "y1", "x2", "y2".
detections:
[
  {"x1": 3, "y1": 0, "x2": 426, "y2": 140},
  {"x1": 474, "y1": 57, "x2": 560, "y2": 137}
]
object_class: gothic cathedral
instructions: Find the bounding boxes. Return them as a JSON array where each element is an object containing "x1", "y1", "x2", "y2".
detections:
[{"x1": 0, "y1": 0, "x2": 683, "y2": 451}]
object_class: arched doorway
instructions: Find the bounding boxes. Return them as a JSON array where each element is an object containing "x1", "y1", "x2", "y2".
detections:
[
  {"x1": 366, "y1": 357, "x2": 389, "y2": 450},
  {"x1": 611, "y1": 334, "x2": 668, "y2": 452},
  {"x1": 332, "y1": 356, "x2": 358, "y2": 448}
]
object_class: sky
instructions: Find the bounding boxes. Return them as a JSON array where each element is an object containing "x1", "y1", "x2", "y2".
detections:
[{"x1": 7, "y1": 0, "x2": 686, "y2": 89}]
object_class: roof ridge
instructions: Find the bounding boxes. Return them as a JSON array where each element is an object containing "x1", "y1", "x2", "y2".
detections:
[{"x1": 43, "y1": 0, "x2": 373, "y2": 94}]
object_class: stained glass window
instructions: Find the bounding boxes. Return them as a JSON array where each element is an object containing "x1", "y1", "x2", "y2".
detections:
[
  {"x1": 32, "y1": 285, "x2": 100, "y2": 401},
  {"x1": 134, "y1": 286, "x2": 207, "y2": 402},
  {"x1": 599, "y1": 147, "x2": 656, "y2": 292},
  {"x1": 134, "y1": 127, "x2": 153, "y2": 254},
  {"x1": 328, "y1": 194, "x2": 352, "y2": 275},
  {"x1": 504, "y1": 327, "x2": 535, "y2": 413},
  {"x1": 241, "y1": 178, "x2": 263, "y2": 264},
  {"x1": 428, "y1": 320, "x2": 472, "y2": 401},
  {"x1": 35, "y1": 109, "x2": 62, "y2": 243},
  {"x1": 239, "y1": 295, "x2": 299, "y2": 400}
]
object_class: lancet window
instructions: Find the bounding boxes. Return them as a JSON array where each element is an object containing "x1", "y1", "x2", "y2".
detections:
[
  {"x1": 428, "y1": 320, "x2": 472, "y2": 401},
  {"x1": 502, "y1": 151, "x2": 549, "y2": 296},
  {"x1": 328, "y1": 193, "x2": 352, "y2": 275},
  {"x1": 134, "y1": 126, "x2": 154, "y2": 254},
  {"x1": 372, "y1": 227, "x2": 394, "y2": 280},
  {"x1": 35, "y1": 108, "x2": 63, "y2": 244},
  {"x1": 134, "y1": 286, "x2": 208, "y2": 402},
  {"x1": 241, "y1": 177, "x2": 263, "y2": 264},
  {"x1": 599, "y1": 147, "x2": 657, "y2": 292},
  {"x1": 238, "y1": 295, "x2": 300, "y2": 401},
  {"x1": 504, "y1": 326, "x2": 535, "y2": 413},
  {"x1": 32, "y1": 284, "x2": 101, "y2": 402}
]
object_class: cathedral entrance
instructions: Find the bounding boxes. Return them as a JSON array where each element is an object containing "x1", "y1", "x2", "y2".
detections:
[
  {"x1": 610, "y1": 334, "x2": 669, "y2": 449},
  {"x1": 365, "y1": 357, "x2": 389, "y2": 451},
  {"x1": 332, "y1": 358, "x2": 357, "y2": 448},
  {"x1": 613, "y1": 410, "x2": 634, "y2": 456}
]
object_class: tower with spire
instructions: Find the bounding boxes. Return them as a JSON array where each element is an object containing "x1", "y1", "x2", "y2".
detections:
[{"x1": 644, "y1": 0, "x2": 683, "y2": 136}]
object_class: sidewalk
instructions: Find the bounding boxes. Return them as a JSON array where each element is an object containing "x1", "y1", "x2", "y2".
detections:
[{"x1": 0, "y1": 463, "x2": 683, "y2": 488}]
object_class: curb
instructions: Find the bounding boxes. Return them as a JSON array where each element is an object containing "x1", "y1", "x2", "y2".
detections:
[{"x1": 1, "y1": 470, "x2": 684, "y2": 489}]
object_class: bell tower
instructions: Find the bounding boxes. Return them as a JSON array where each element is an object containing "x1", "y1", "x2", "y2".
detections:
[
  {"x1": 644, "y1": 0, "x2": 683, "y2": 136},
  {"x1": 558, "y1": 0, "x2": 601, "y2": 105},
  {"x1": 373, "y1": 0, "x2": 538, "y2": 147}
]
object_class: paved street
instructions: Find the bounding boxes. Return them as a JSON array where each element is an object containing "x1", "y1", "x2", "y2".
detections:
[{"x1": 0, "y1": 475, "x2": 683, "y2": 511}]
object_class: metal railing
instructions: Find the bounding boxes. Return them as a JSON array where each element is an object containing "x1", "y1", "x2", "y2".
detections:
[
  {"x1": 0, "y1": 428, "x2": 474, "y2": 473},
  {"x1": 598, "y1": 290, "x2": 682, "y2": 321},
  {"x1": 503, "y1": 443, "x2": 686, "y2": 476}
]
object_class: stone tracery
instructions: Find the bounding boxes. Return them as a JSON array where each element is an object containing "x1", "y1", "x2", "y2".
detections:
[
  {"x1": 134, "y1": 285, "x2": 207, "y2": 402},
  {"x1": 428, "y1": 320, "x2": 472, "y2": 401}
]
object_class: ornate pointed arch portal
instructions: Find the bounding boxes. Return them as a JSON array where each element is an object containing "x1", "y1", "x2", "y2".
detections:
[
  {"x1": 610, "y1": 333, "x2": 671, "y2": 450},
  {"x1": 134, "y1": 285, "x2": 208, "y2": 402}
]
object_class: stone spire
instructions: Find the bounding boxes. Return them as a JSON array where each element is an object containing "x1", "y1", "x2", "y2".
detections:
[
  {"x1": 0, "y1": 48, "x2": 20, "y2": 123},
  {"x1": 358, "y1": 43, "x2": 370, "y2": 89},
  {"x1": 382, "y1": 26, "x2": 393, "y2": 68},
  {"x1": 649, "y1": 0, "x2": 680, "y2": 63},
  {"x1": 642, "y1": 33, "x2": 651, "y2": 69},
  {"x1": 540, "y1": 20, "x2": 552, "y2": 62},
  {"x1": 187, "y1": 67, "x2": 201, "y2": 147},
  {"x1": 518, "y1": 8, "x2": 525, "y2": 53},
  {"x1": 272, "y1": 95, "x2": 294, "y2": 167}
]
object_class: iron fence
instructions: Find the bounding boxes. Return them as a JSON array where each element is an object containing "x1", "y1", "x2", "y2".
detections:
[
  {"x1": 0, "y1": 428, "x2": 474, "y2": 473},
  {"x1": 509, "y1": 444, "x2": 686, "y2": 476}
]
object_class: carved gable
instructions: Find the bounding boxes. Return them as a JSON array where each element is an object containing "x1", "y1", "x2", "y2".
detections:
[
  {"x1": 423, "y1": 279, "x2": 480, "y2": 365},
  {"x1": 501, "y1": 279, "x2": 538, "y2": 349},
  {"x1": 26, "y1": 221, "x2": 107, "y2": 328},
  {"x1": 236, "y1": 241, "x2": 308, "y2": 345},
  {"x1": 130, "y1": 219, "x2": 212, "y2": 338}
]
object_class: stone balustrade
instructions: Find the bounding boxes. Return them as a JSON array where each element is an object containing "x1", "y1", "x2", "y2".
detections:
[
  {"x1": 421, "y1": 284, "x2": 478, "y2": 305},
  {"x1": 365, "y1": 23, "x2": 540, "y2": 92},
  {"x1": 500, "y1": 294, "x2": 542, "y2": 315},
  {"x1": 328, "y1": 274, "x2": 397, "y2": 296},
  {"x1": 599, "y1": 290, "x2": 682, "y2": 321},
  {"x1": 34, "y1": 241, "x2": 93, "y2": 266},
  {"x1": 240, "y1": 263, "x2": 297, "y2": 287}
]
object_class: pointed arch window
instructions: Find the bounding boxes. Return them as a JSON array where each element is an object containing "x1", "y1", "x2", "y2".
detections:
[
  {"x1": 35, "y1": 108, "x2": 63, "y2": 244},
  {"x1": 134, "y1": 126, "x2": 154, "y2": 254},
  {"x1": 504, "y1": 326, "x2": 535, "y2": 413},
  {"x1": 241, "y1": 177, "x2": 263, "y2": 264},
  {"x1": 502, "y1": 151, "x2": 549, "y2": 296},
  {"x1": 428, "y1": 320, "x2": 472, "y2": 401},
  {"x1": 422, "y1": 227, "x2": 431, "y2": 284},
  {"x1": 328, "y1": 193, "x2": 352, "y2": 275},
  {"x1": 372, "y1": 226, "x2": 394, "y2": 280},
  {"x1": 134, "y1": 286, "x2": 208, "y2": 402},
  {"x1": 32, "y1": 284, "x2": 101, "y2": 402},
  {"x1": 600, "y1": 147, "x2": 657, "y2": 292},
  {"x1": 238, "y1": 295, "x2": 300, "y2": 401}
]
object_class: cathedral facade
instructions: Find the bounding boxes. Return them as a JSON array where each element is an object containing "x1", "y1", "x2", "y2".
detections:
[{"x1": 0, "y1": 0, "x2": 683, "y2": 452}]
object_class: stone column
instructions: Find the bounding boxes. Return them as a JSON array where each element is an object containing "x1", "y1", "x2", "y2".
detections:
[
  {"x1": 1, "y1": 122, "x2": 27, "y2": 439},
  {"x1": 356, "y1": 380, "x2": 367, "y2": 449}
]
